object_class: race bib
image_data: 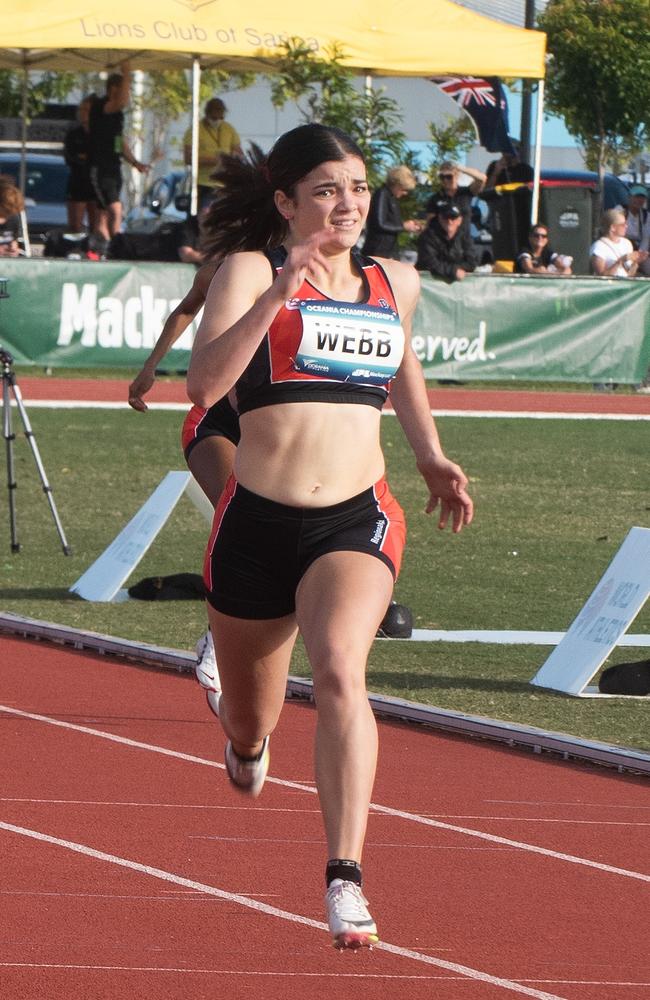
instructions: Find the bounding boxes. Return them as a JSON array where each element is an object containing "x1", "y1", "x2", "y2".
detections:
[{"x1": 293, "y1": 300, "x2": 404, "y2": 386}]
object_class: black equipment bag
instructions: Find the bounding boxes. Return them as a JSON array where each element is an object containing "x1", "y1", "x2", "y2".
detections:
[
  {"x1": 128, "y1": 572, "x2": 206, "y2": 601},
  {"x1": 598, "y1": 659, "x2": 650, "y2": 695},
  {"x1": 376, "y1": 601, "x2": 413, "y2": 639},
  {"x1": 108, "y1": 222, "x2": 185, "y2": 262}
]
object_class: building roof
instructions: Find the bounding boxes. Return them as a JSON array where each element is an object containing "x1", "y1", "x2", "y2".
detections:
[{"x1": 454, "y1": 0, "x2": 549, "y2": 28}]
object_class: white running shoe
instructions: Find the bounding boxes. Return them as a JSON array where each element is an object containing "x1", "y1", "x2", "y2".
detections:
[
  {"x1": 325, "y1": 879, "x2": 378, "y2": 949},
  {"x1": 224, "y1": 736, "x2": 270, "y2": 798},
  {"x1": 195, "y1": 631, "x2": 220, "y2": 692}
]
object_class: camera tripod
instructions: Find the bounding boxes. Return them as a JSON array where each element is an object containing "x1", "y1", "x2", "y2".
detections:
[{"x1": 1, "y1": 346, "x2": 71, "y2": 555}]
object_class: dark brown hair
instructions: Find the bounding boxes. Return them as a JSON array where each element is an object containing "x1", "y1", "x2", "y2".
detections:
[{"x1": 200, "y1": 124, "x2": 365, "y2": 258}]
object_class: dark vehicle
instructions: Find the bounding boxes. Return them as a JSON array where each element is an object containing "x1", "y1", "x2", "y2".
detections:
[{"x1": 0, "y1": 151, "x2": 68, "y2": 241}]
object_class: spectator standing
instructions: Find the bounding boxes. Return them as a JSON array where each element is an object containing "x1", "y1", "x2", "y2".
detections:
[
  {"x1": 483, "y1": 146, "x2": 535, "y2": 259},
  {"x1": 0, "y1": 175, "x2": 24, "y2": 257},
  {"x1": 484, "y1": 147, "x2": 534, "y2": 189},
  {"x1": 425, "y1": 160, "x2": 486, "y2": 231},
  {"x1": 590, "y1": 208, "x2": 649, "y2": 277},
  {"x1": 625, "y1": 184, "x2": 650, "y2": 277},
  {"x1": 362, "y1": 165, "x2": 422, "y2": 259},
  {"x1": 88, "y1": 61, "x2": 149, "y2": 243},
  {"x1": 416, "y1": 201, "x2": 477, "y2": 282},
  {"x1": 63, "y1": 96, "x2": 98, "y2": 233},
  {"x1": 183, "y1": 98, "x2": 243, "y2": 212},
  {"x1": 515, "y1": 224, "x2": 572, "y2": 275}
]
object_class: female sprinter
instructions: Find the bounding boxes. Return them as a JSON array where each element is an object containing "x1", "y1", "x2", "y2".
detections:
[
  {"x1": 127, "y1": 257, "x2": 236, "y2": 683},
  {"x1": 187, "y1": 124, "x2": 473, "y2": 950}
]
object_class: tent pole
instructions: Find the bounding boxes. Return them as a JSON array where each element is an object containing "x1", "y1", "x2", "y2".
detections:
[
  {"x1": 130, "y1": 70, "x2": 145, "y2": 209},
  {"x1": 364, "y1": 73, "x2": 373, "y2": 144},
  {"x1": 190, "y1": 56, "x2": 200, "y2": 218},
  {"x1": 530, "y1": 78, "x2": 544, "y2": 224},
  {"x1": 19, "y1": 58, "x2": 31, "y2": 258}
]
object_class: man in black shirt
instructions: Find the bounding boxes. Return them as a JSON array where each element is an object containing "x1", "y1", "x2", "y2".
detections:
[
  {"x1": 88, "y1": 60, "x2": 149, "y2": 244},
  {"x1": 416, "y1": 201, "x2": 477, "y2": 282}
]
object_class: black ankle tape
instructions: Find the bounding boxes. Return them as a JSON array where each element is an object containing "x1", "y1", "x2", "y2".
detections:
[
  {"x1": 326, "y1": 858, "x2": 362, "y2": 887},
  {"x1": 233, "y1": 741, "x2": 266, "y2": 763}
]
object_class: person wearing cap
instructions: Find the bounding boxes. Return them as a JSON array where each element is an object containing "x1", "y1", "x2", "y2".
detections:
[
  {"x1": 362, "y1": 164, "x2": 422, "y2": 259},
  {"x1": 424, "y1": 160, "x2": 486, "y2": 231},
  {"x1": 416, "y1": 200, "x2": 478, "y2": 282},
  {"x1": 184, "y1": 98, "x2": 243, "y2": 211},
  {"x1": 625, "y1": 184, "x2": 650, "y2": 276}
]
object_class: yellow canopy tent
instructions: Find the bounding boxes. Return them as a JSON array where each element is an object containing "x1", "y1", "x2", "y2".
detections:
[
  {"x1": 0, "y1": 0, "x2": 545, "y2": 78},
  {"x1": 1, "y1": 1, "x2": 547, "y2": 236}
]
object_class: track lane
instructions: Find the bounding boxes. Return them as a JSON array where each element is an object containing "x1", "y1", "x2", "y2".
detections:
[{"x1": 2, "y1": 636, "x2": 649, "y2": 999}]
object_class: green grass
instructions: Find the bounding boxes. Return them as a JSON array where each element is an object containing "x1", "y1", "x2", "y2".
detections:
[{"x1": 1, "y1": 408, "x2": 648, "y2": 751}]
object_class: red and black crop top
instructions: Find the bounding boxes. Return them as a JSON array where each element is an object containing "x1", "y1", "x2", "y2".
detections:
[{"x1": 233, "y1": 246, "x2": 405, "y2": 415}]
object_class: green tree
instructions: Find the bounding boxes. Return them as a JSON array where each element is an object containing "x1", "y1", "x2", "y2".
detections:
[
  {"x1": 266, "y1": 40, "x2": 407, "y2": 189},
  {"x1": 0, "y1": 70, "x2": 78, "y2": 119},
  {"x1": 538, "y1": 0, "x2": 650, "y2": 207},
  {"x1": 426, "y1": 115, "x2": 476, "y2": 187},
  {"x1": 138, "y1": 69, "x2": 255, "y2": 166}
]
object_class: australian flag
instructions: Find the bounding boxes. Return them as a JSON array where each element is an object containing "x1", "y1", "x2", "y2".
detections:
[{"x1": 431, "y1": 76, "x2": 515, "y2": 154}]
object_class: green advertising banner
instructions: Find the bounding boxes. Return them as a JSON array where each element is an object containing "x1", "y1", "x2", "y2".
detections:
[
  {"x1": 0, "y1": 259, "x2": 196, "y2": 369},
  {"x1": 0, "y1": 260, "x2": 648, "y2": 382},
  {"x1": 415, "y1": 273, "x2": 650, "y2": 383}
]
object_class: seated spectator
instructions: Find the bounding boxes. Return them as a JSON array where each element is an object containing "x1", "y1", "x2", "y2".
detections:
[
  {"x1": 515, "y1": 224, "x2": 572, "y2": 275},
  {"x1": 424, "y1": 160, "x2": 486, "y2": 230},
  {"x1": 625, "y1": 184, "x2": 650, "y2": 277},
  {"x1": 362, "y1": 165, "x2": 422, "y2": 259},
  {"x1": 416, "y1": 201, "x2": 477, "y2": 282},
  {"x1": 591, "y1": 208, "x2": 649, "y2": 277},
  {"x1": 0, "y1": 175, "x2": 24, "y2": 257}
]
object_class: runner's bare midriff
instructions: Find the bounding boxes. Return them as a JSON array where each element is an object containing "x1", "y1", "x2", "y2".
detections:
[{"x1": 235, "y1": 401, "x2": 385, "y2": 507}]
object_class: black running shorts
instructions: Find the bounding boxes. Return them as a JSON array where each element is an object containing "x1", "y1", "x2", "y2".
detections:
[
  {"x1": 182, "y1": 398, "x2": 241, "y2": 460},
  {"x1": 203, "y1": 476, "x2": 406, "y2": 619},
  {"x1": 89, "y1": 166, "x2": 122, "y2": 209}
]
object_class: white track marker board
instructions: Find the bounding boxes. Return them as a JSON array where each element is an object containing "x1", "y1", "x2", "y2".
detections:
[
  {"x1": 70, "y1": 471, "x2": 193, "y2": 602},
  {"x1": 531, "y1": 526, "x2": 650, "y2": 696}
]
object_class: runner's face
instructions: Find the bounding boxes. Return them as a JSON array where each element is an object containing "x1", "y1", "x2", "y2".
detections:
[{"x1": 280, "y1": 156, "x2": 370, "y2": 250}]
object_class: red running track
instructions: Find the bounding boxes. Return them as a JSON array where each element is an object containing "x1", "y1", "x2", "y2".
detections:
[
  {"x1": 15, "y1": 376, "x2": 650, "y2": 415},
  {"x1": 1, "y1": 635, "x2": 649, "y2": 1000}
]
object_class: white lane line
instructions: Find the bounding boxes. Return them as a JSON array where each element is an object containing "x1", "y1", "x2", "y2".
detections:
[
  {"x1": 424, "y1": 411, "x2": 650, "y2": 421},
  {"x1": 2, "y1": 705, "x2": 648, "y2": 883},
  {"x1": 21, "y1": 400, "x2": 650, "y2": 421},
  {"x1": 487, "y1": 799, "x2": 650, "y2": 811},
  {"x1": 0, "y1": 797, "x2": 320, "y2": 814},
  {"x1": 2, "y1": 799, "x2": 647, "y2": 828},
  {"x1": 0, "y1": 821, "x2": 568, "y2": 1000},
  {"x1": 0, "y1": 962, "x2": 484, "y2": 980},
  {"x1": 0, "y1": 964, "x2": 646, "y2": 988},
  {"x1": 409, "y1": 628, "x2": 649, "y2": 646}
]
